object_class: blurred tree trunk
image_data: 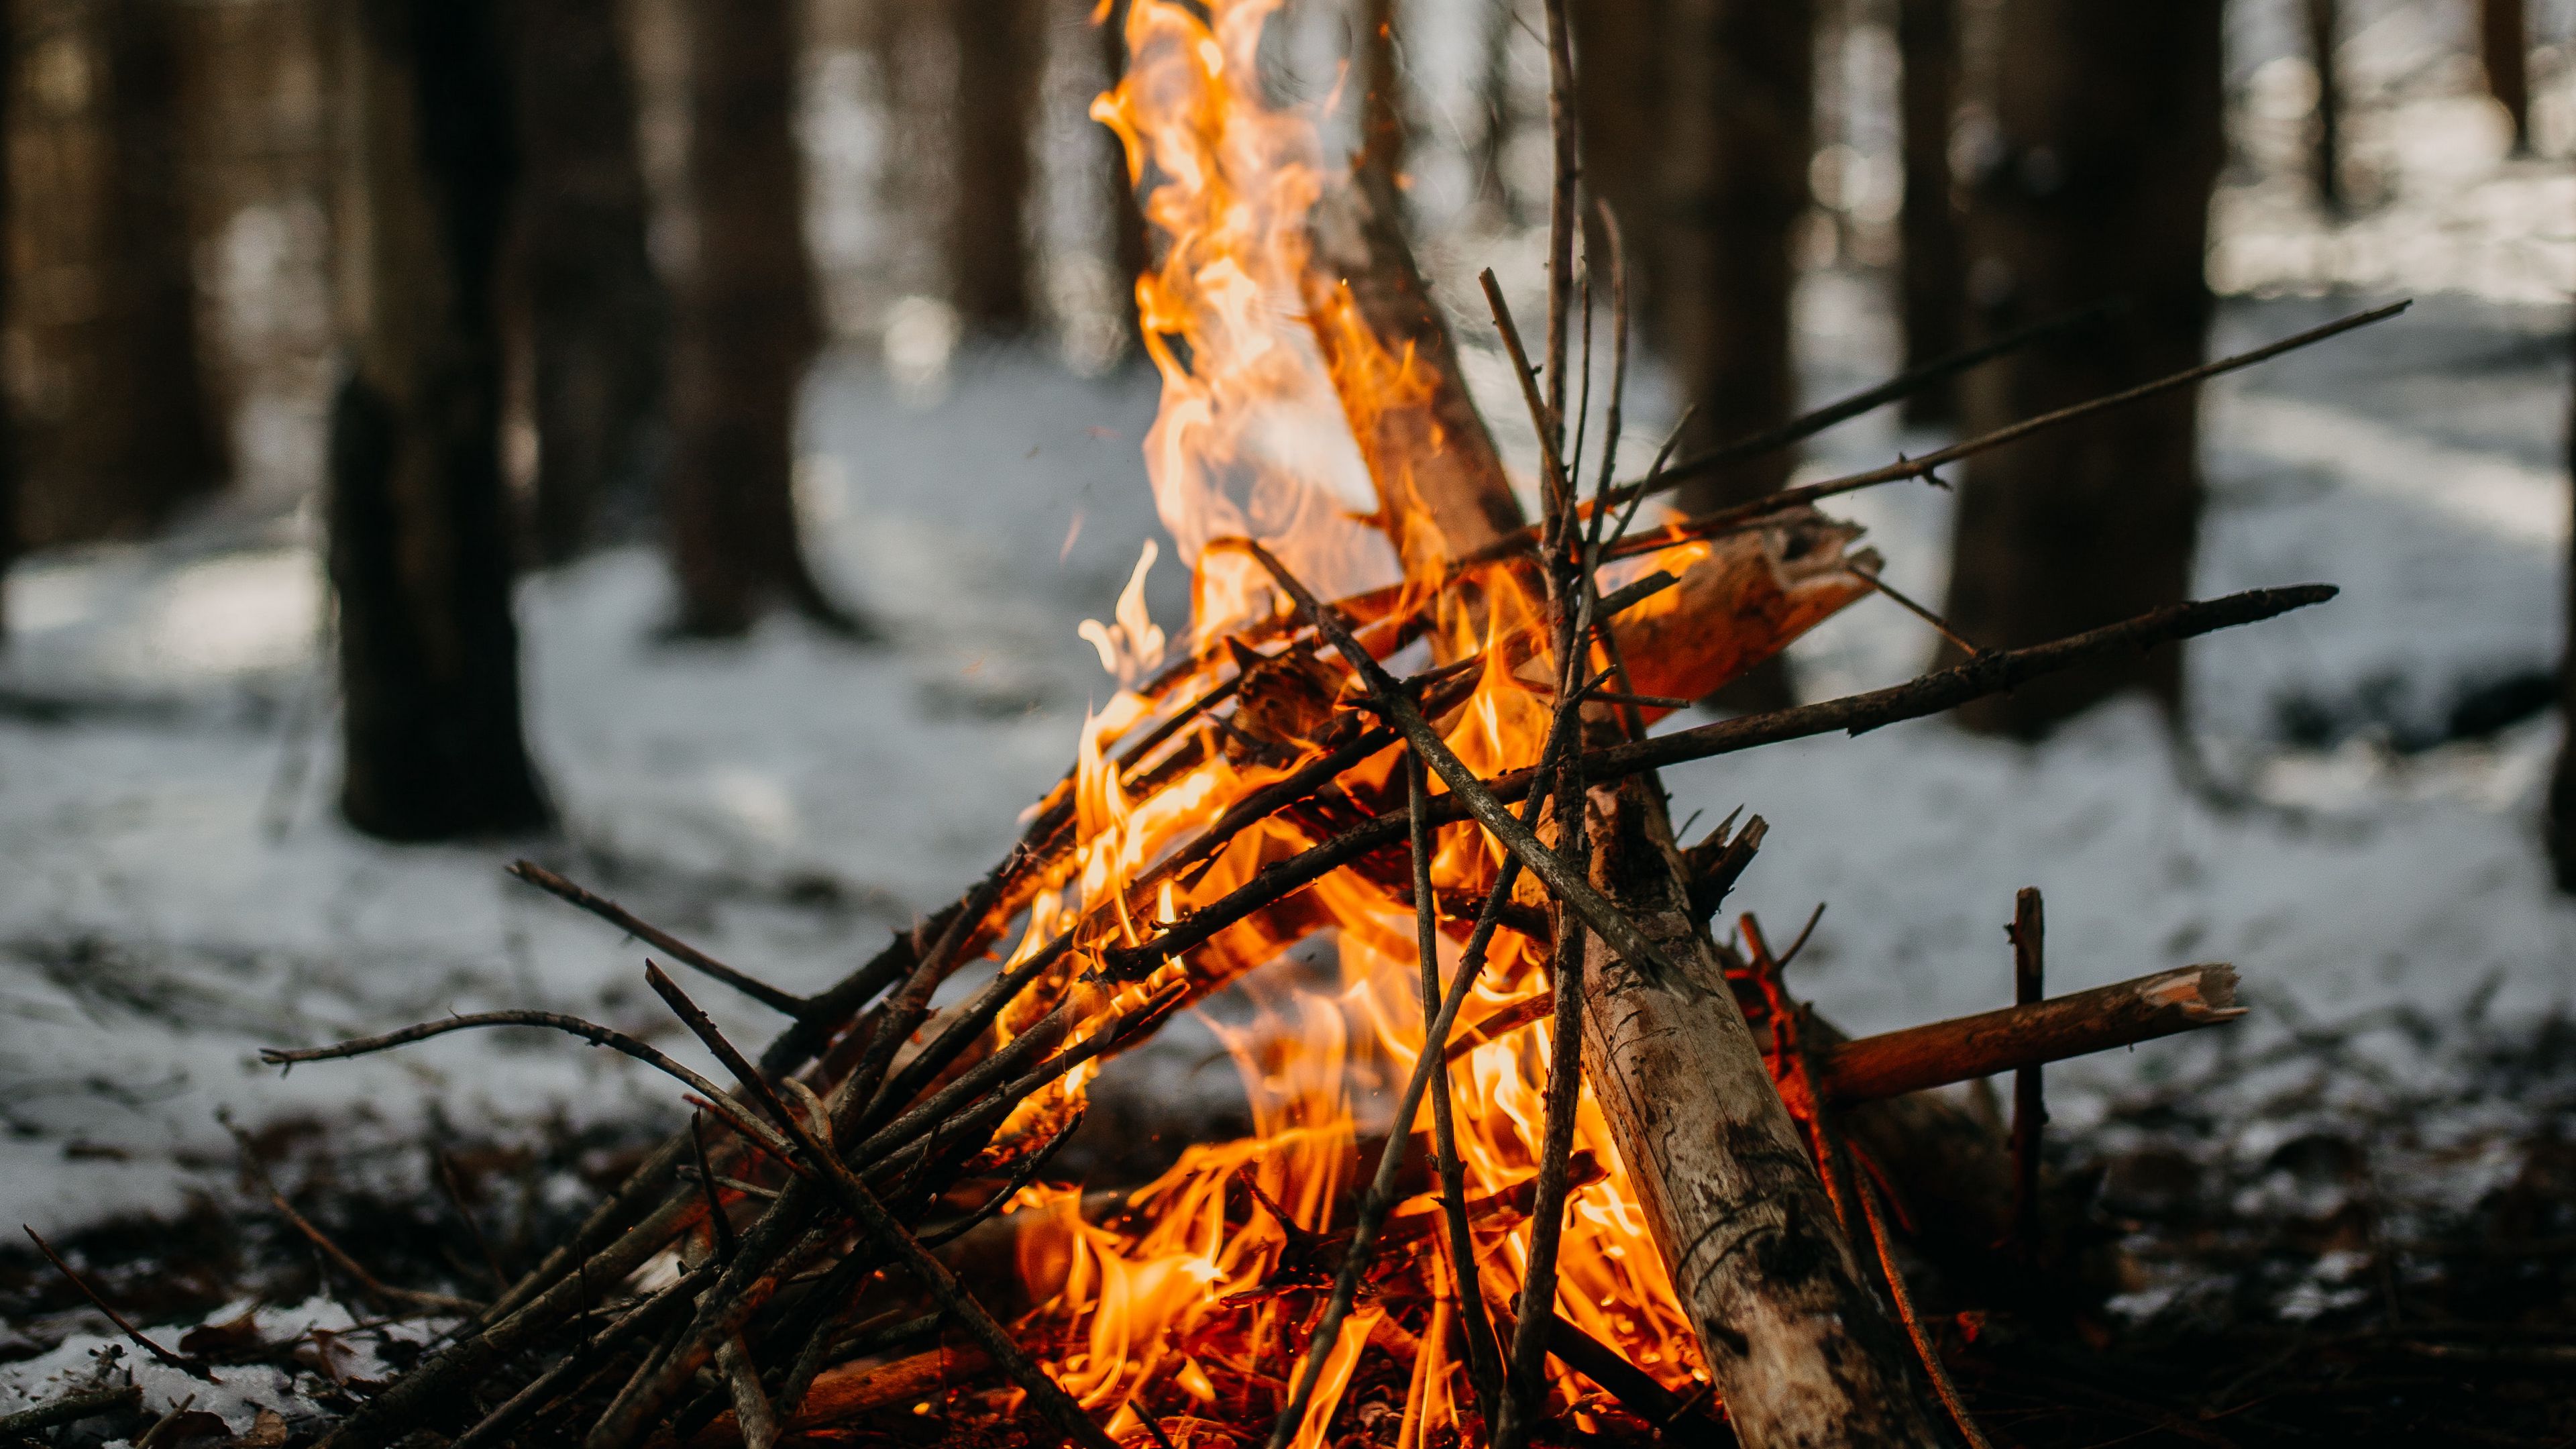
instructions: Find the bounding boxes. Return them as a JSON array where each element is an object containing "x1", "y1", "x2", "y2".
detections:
[
  {"x1": 665, "y1": 0, "x2": 861, "y2": 637},
  {"x1": 1660, "y1": 0, "x2": 1813, "y2": 712},
  {"x1": 1358, "y1": 0, "x2": 1403, "y2": 207},
  {"x1": 1470, "y1": 0, "x2": 1521, "y2": 225},
  {"x1": 505, "y1": 0, "x2": 667, "y2": 563},
  {"x1": 2481, "y1": 0, "x2": 2530, "y2": 156},
  {"x1": 0, "y1": 0, "x2": 14, "y2": 627},
  {"x1": 2550, "y1": 305, "x2": 2576, "y2": 891},
  {"x1": 1936, "y1": 0, "x2": 2222, "y2": 737},
  {"x1": 1099, "y1": 0, "x2": 1148, "y2": 352},
  {"x1": 2302, "y1": 0, "x2": 2341, "y2": 212},
  {"x1": 945, "y1": 0, "x2": 1044, "y2": 338},
  {"x1": 1895, "y1": 0, "x2": 1963, "y2": 424},
  {"x1": 1568, "y1": 0, "x2": 1666, "y2": 305},
  {"x1": 327, "y1": 0, "x2": 549, "y2": 839},
  {"x1": 8, "y1": 0, "x2": 225, "y2": 549}
]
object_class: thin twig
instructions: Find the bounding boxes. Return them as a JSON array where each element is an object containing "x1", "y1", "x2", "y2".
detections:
[
  {"x1": 1848, "y1": 560, "x2": 1984, "y2": 658},
  {"x1": 1601, "y1": 301, "x2": 2411, "y2": 557},
  {"x1": 2009, "y1": 888, "x2": 2046, "y2": 1256},
  {"x1": 1857, "y1": 1174, "x2": 1997, "y2": 1449},
  {"x1": 261, "y1": 1012, "x2": 806, "y2": 1177},
  {"x1": 508, "y1": 861, "x2": 806, "y2": 1016},
  {"x1": 22, "y1": 1228, "x2": 213, "y2": 1379},
  {"x1": 220, "y1": 1114, "x2": 481, "y2": 1318}
]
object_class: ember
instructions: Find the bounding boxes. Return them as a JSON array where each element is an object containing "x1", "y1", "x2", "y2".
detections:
[{"x1": 229, "y1": 2, "x2": 2377, "y2": 1447}]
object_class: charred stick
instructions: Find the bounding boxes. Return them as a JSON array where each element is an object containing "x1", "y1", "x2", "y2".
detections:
[
  {"x1": 1819, "y1": 964, "x2": 2242, "y2": 1103},
  {"x1": 1603, "y1": 303, "x2": 2409, "y2": 560},
  {"x1": 1540, "y1": 0, "x2": 1576, "y2": 464},
  {"x1": 1486, "y1": 1301, "x2": 1718, "y2": 1438},
  {"x1": 262, "y1": 1012, "x2": 806, "y2": 1177},
  {"x1": 844, "y1": 847, "x2": 1030, "y2": 1131},
  {"x1": 1481, "y1": 271, "x2": 1576, "y2": 529},
  {"x1": 690, "y1": 1118, "x2": 738, "y2": 1267},
  {"x1": 508, "y1": 861, "x2": 806, "y2": 1016},
  {"x1": 453, "y1": 1258, "x2": 716, "y2": 1444},
  {"x1": 2008, "y1": 888, "x2": 2046, "y2": 1256},
  {"x1": 641, "y1": 965, "x2": 1123, "y2": 1449},
  {"x1": 866, "y1": 942, "x2": 1073, "y2": 1128},
  {"x1": 1683, "y1": 812, "x2": 1767, "y2": 926},
  {"x1": 22, "y1": 1228, "x2": 211, "y2": 1379},
  {"x1": 918, "y1": 1108, "x2": 1084, "y2": 1250},
  {"x1": 1591, "y1": 568, "x2": 1677, "y2": 621},
  {"x1": 844, "y1": 1004, "x2": 1075, "y2": 1167}
]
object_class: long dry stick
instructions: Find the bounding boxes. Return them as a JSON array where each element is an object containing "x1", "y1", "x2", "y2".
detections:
[
  {"x1": 23, "y1": 1227, "x2": 213, "y2": 1379},
  {"x1": 2010, "y1": 888, "x2": 2046, "y2": 1254},
  {"x1": 1858, "y1": 1174, "x2": 1997, "y2": 1449},
  {"x1": 1600, "y1": 301, "x2": 2410, "y2": 557},
  {"x1": 1407, "y1": 753, "x2": 1505, "y2": 1421},
  {"x1": 220, "y1": 1114, "x2": 482, "y2": 1316}
]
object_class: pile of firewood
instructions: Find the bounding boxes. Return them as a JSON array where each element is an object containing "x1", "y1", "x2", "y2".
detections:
[{"x1": 12, "y1": 9, "x2": 2403, "y2": 1448}]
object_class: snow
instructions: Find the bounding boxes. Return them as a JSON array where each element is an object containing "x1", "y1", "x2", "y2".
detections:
[{"x1": 3, "y1": 1, "x2": 2575, "y2": 1396}]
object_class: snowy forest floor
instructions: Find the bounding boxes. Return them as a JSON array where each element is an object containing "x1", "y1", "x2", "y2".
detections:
[{"x1": 1, "y1": 266, "x2": 2573, "y2": 1438}]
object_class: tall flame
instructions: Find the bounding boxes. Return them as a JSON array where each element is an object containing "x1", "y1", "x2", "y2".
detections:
[{"x1": 1024, "y1": 2, "x2": 1717, "y2": 1442}]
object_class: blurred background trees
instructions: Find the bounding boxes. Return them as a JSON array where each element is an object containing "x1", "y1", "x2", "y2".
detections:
[{"x1": 0, "y1": 0, "x2": 2560, "y2": 843}]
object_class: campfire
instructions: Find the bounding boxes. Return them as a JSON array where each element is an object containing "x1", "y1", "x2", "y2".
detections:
[{"x1": 217, "y1": 3, "x2": 2373, "y2": 1446}]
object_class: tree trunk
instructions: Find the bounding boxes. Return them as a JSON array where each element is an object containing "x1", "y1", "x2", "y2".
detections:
[
  {"x1": 327, "y1": 0, "x2": 549, "y2": 840},
  {"x1": 1895, "y1": 0, "x2": 1963, "y2": 425},
  {"x1": 665, "y1": 0, "x2": 857, "y2": 637},
  {"x1": 7, "y1": 0, "x2": 225, "y2": 549},
  {"x1": 505, "y1": 0, "x2": 667, "y2": 563},
  {"x1": 1659, "y1": 0, "x2": 1813, "y2": 714},
  {"x1": 1470, "y1": 0, "x2": 1521, "y2": 226},
  {"x1": 1356, "y1": 0, "x2": 1403, "y2": 209},
  {"x1": 2481, "y1": 0, "x2": 2530, "y2": 156},
  {"x1": 1567, "y1": 0, "x2": 1667, "y2": 310},
  {"x1": 1937, "y1": 0, "x2": 2221, "y2": 737},
  {"x1": 2548, "y1": 295, "x2": 2576, "y2": 891},
  {"x1": 945, "y1": 0, "x2": 1044, "y2": 338},
  {"x1": 2302, "y1": 0, "x2": 2341, "y2": 212},
  {"x1": 0, "y1": 0, "x2": 14, "y2": 626},
  {"x1": 1578, "y1": 779, "x2": 1943, "y2": 1448},
  {"x1": 1099, "y1": 0, "x2": 1150, "y2": 355}
]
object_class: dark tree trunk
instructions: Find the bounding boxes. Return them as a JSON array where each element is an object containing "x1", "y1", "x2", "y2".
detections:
[
  {"x1": 327, "y1": 0, "x2": 548, "y2": 840},
  {"x1": 665, "y1": 0, "x2": 858, "y2": 637},
  {"x1": 0, "y1": 0, "x2": 13, "y2": 627},
  {"x1": 1470, "y1": 0, "x2": 1521, "y2": 225},
  {"x1": 2549, "y1": 287, "x2": 2576, "y2": 890},
  {"x1": 1357, "y1": 0, "x2": 1403, "y2": 207},
  {"x1": 2303, "y1": 0, "x2": 2341, "y2": 212},
  {"x1": 1568, "y1": 0, "x2": 1668, "y2": 305},
  {"x1": 9, "y1": 0, "x2": 225, "y2": 549},
  {"x1": 1099, "y1": 0, "x2": 1149, "y2": 354},
  {"x1": 945, "y1": 0, "x2": 1044, "y2": 338},
  {"x1": 1660, "y1": 0, "x2": 1813, "y2": 713},
  {"x1": 1937, "y1": 0, "x2": 2222, "y2": 737},
  {"x1": 505, "y1": 0, "x2": 667, "y2": 563},
  {"x1": 2481, "y1": 0, "x2": 2530, "y2": 156},
  {"x1": 1895, "y1": 0, "x2": 1964, "y2": 425}
]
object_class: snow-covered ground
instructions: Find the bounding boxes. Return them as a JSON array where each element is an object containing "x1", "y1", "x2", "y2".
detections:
[{"x1": 3, "y1": 0, "x2": 2575, "y2": 1339}]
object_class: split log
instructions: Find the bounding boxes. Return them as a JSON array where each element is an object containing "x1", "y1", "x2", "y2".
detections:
[
  {"x1": 1576, "y1": 778, "x2": 1941, "y2": 1446},
  {"x1": 1817, "y1": 964, "x2": 2241, "y2": 1103}
]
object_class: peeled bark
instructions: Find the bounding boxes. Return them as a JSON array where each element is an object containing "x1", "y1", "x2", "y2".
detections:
[
  {"x1": 9, "y1": 0, "x2": 225, "y2": 549},
  {"x1": 1301, "y1": 180, "x2": 1524, "y2": 581},
  {"x1": 1895, "y1": 0, "x2": 1964, "y2": 424},
  {"x1": 1578, "y1": 781, "x2": 1941, "y2": 1448},
  {"x1": 327, "y1": 0, "x2": 549, "y2": 839},
  {"x1": 1938, "y1": 0, "x2": 2222, "y2": 736},
  {"x1": 945, "y1": 0, "x2": 1045, "y2": 337},
  {"x1": 505, "y1": 0, "x2": 667, "y2": 562},
  {"x1": 665, "y1": 0, "x2": 855, "y2": 637}
]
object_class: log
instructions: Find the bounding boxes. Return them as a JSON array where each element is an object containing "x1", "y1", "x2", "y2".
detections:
[
  {"x1": 1817, "y1": 964, "x2": 2241, "y2": 1104},
  {"x1": 1576, "y1": 779, "x2": 1941, "y2": 1447}
]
